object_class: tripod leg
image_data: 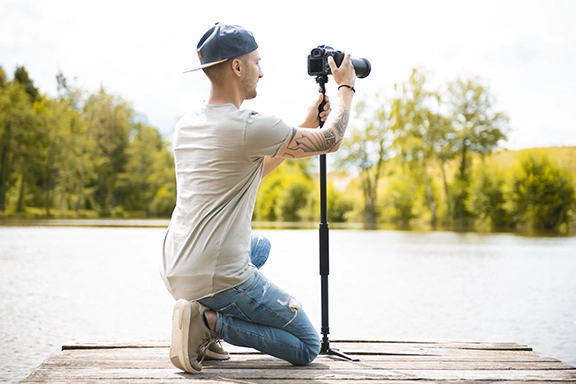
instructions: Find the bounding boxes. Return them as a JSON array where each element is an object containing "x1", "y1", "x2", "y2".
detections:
[{"x1": 326, "y1": 347, "x2": 360, "y2": 362}]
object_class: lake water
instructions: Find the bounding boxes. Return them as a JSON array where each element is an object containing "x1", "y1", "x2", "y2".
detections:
[{"x1": 1, "y1": 226, "x2": 575, "y2": 382}]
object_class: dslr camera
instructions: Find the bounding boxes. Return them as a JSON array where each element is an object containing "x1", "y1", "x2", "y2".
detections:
[{"x1": 307, "y1": 45, "x2": 371, "y2": 79}]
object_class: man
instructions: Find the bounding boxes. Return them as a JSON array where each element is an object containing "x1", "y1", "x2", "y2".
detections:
[{"x1": 161, "y1": 22, "x2": 356, "y2": 374}]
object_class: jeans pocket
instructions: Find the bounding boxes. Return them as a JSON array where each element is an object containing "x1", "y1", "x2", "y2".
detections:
[{"x1": 215, "y1": 302, "x2": 251, "y2": 322}]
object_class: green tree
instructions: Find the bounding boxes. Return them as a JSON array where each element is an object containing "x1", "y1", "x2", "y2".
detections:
[
  {"x1": 0, "y1": 69, "x2": 39, "y2": 213},
  {"x1": 336, "y1": 94, "x2": 392, "y2": 228},
  {"x1": 118, "y1": 122, "x2": 175, "y2": 217},
  {"x1": 383, "y1": 170, "x2": 418, "y2": 228},
  {"x1": 0, "y1": 67, "x2": 6, "y2": 88},
  {"x1": 55, "y1": 73, "x2": 93, "y2": 215},
  {"x1": 446, "y1": 77, "x2": 509, "y2": 229},
  {"x1": 255, "y1": 159, "x2": 315, "y2": 222},
  {"x1": 33, "y1": 97, "x2": 63, "y2": 216},
  {"x1": 326, "y1": 181, "x2": 353, "y2": 223},
  {"x1": 468, "y1": 162, "x2": 511, "y2": 231},
  {"x1": 389, "y1": 68, "x2": 451, "y2": 228},
  {"x1": 14, "y1": 66, "x2": 39, "y2": 102},
  {"x1": 512, "y1": 152, "x2": 575, "y2": 233},
  {"x1": 82, "y1": 88, "x2": 134, "y2": 216},
  {"x1": 148, "y1": 147, "x2": 176, "y2": 217},
  {"x1": 1, "y1": 66, "x2": 175, "y2": 218},
  {"x1": 278, "y1": 172, "x2": 313, "y2": 222}
]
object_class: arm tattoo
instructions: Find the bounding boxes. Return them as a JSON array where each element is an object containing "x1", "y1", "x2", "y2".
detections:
[
  {"x1": 285, "y1": 129, "x2": 336, "y2": 154},
  {"x1": 280, "y1": 105, "x2": 350, "y2": 157},
  {"x1": 333, "y1": 107, "x2": 349, "y2": 137}
]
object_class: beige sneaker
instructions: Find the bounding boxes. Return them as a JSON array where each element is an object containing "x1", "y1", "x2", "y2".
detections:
[
  {"x1": 170, "y1": 299, "x2": 202, "y2": 373},
  {"x1": 188, "y1": 302, "x2": 219, "y2": 365}
]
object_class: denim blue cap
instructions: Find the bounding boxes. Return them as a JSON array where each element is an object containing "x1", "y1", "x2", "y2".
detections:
[{"x1": 183, "y1": 23, "x2": 258, "y2": 73}]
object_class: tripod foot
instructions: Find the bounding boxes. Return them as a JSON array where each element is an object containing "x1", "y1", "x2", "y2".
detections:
[{"x1": 322, "y1": 347, "x2": 360, "y2": 362}]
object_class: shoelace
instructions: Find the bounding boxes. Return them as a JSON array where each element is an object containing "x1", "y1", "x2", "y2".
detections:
[
  {"x1": 212, "y1": 339, "x2": 224, "y2": 352},
  {"x1": 196, "y1": 334, "x2": 218, "y2": 364}
]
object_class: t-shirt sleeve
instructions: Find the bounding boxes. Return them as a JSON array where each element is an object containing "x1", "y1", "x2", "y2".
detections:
[{"x1": 244, "y1": 112, "x2": 292, "y2": 160}]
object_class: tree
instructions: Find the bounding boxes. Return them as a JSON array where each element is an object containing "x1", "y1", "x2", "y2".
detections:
[
  {"x1": 326, "y1": 180, "x2": 353, "y2": 223},
  {"x1": 118, "y1": 122, "x2": 175, "y2": 217},
  {"x1": 1, "y1": 66, "x2": 175, "y2": 218},
  {"x1": 468, "y1": 162, "x2": 511, "y2": 231},
  {"x1": 383, "y1": 170, "x2": 419, "y2": 228},
  {"x1": 14, "y1": 66, "x2": 39, "y2": 102},
  {"x1": 0, "y1": 67, "x2": 6, "y2": 88},
  {"x1": 445, "y1": 77, "x2": 509, "y2": 229},
  {"x1": 389, "y1": 68, "x2": 452, "y2": 228},
  {"x1": 54, "y1": 73, "x2": 93, "y2": 215},
  {"x1": 0, "y1": 70, "x2": 38, "y2": 213},
  {"x1": 512, "y1": 152, "x2": 575, "y2": 233},
  {"x1": 82, "y1": 88, "x2": 134, "y2": 216},
  {"x1": 33, "y1": 97, "x2": 62, "y2": 216},
  {"x1": 336, "y1": 94, "x2": 392, "y2": 228},
  {"x1": 255, "y1": 159, "x2": 315, "y2": 222}
]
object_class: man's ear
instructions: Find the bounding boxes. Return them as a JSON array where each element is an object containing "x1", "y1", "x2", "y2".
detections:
[{"x1": 231, "y1": 58, "x2": 242, "y2": 77}]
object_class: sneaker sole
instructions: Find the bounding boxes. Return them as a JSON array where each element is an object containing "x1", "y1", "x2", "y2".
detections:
[
  {"x1": 201, "y1": 348, "x2": 230, "y2": 361},
  {"x1": 170, "y1": 299, "x2": 202, "y2": 373}
]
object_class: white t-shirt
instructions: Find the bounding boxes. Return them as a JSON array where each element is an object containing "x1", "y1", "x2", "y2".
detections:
[{"x1": 161, "y1": 103, "x2": 292, "y2": 300}]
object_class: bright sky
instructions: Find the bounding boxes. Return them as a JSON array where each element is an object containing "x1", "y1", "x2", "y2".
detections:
[{"x1": 2, "y1": 0, "x2": 575, "y2": 150}]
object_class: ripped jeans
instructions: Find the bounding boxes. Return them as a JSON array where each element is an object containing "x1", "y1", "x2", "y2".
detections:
[{"x1": 199, "y1": 233, "x2": 320, "y2": 365}]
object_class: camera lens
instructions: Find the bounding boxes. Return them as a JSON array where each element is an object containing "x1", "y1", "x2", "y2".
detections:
[{"x1": 352, "y1": 58, "x2": 371, "y2": 79}]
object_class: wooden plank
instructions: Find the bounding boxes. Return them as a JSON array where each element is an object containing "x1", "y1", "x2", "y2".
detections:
[
  {"x1": 62, "y1": 339, "x2": 533, "y2": 351},
  {"x1": 20, "y1": 340, "x2": 576, "y2": 383},
  {"x1": 35, "y1": 348, "x2": 571, "y2": 369},
  {"x1": 62, "y1": 340, "x2": 540, "y2": 359},
  {"x1": 21, "y1": 366, "x2": 576, "y2": 382},
  {"x1": 51, "y1": 347, "x2": 563, "y2": 363}
]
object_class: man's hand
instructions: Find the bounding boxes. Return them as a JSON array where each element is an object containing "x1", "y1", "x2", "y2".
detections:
[
  {"x1": 300, "y1": 93, "x2": 331, "y2": 128},
  {"x1": 329, "y1": 53, "x2": 356, "y2": 89}
]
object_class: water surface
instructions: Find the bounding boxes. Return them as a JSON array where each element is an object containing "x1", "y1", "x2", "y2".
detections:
[{"x1": 0, "y1": 227, "x2": 574, "y2": 382}]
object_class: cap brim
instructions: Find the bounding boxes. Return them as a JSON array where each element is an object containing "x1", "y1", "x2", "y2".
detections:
[{"x1": 182, "y1": 58, "x2": 228, "y2": 73}]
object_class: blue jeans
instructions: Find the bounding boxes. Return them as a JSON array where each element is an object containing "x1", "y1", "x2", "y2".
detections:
[{"x1": 199, "y1": 233, "x2": 320, "y2": 365}]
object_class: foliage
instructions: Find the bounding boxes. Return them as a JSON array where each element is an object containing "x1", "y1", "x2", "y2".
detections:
[
  {"x1": 333, "y1": 68, "x2": 573, "y2": 235},
  {"x1": 254, "y1": 159, "x2": 315, "y2": 222},
  {"x1": 2, "y1": 64, "x2": 574, "y2": 235},
  {"x1": 335, "y1": 93, "x2": 392, "y2": 228},
  {"x1": 445, "y1": 77, "x2": 509, "y2": 228},
  {"x1": 388, "y1": 68, "x2": 451, "y2": 228},
  {"x1": 467, "y1": 161, "x2": 512, "y2": 231},
  {"x1": 511, "y1": 152, "x2": 575, "y2": 233},
  {"x1": 0, "y1": 66, "x2": 175, "y2": 218},
  {"x1": 382, "y1": 168, "x2": 418, "y2": 228}
]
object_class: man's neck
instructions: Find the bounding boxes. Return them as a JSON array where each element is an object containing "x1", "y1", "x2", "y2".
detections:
[{"x1": 208, "y1": 85, "x2": 243, "y2": 109}]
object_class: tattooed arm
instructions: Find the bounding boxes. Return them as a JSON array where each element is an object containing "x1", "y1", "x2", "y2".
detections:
[
  {"x1": 262, "y1": 93, "x2": 333, "y2": 177},
  {"x1": 276, "y1": 87, "x2": 354, "y2": 159}
]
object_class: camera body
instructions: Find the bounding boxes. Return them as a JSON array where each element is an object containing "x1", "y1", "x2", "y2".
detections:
[{"x1": 307, "y1": 45, "x2": 371, "y2": 79}]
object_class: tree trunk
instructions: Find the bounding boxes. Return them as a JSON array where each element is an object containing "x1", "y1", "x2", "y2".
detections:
[
  {"x1": 0, "y1": 122, "x2": 11, "y2": 211},
  {"x1": 75, "y1": 166, "x2": 84, "y2": 213},
  {"x1": 426, "y1": 182, "x2": 437, "y2": 229},
  {"x1": 454, "y1": 143, "x2": 469, "y2": 229},
  {"x1": 362, "y1": 171, "x2": 377, "y2": 229},
  {"x1": 439, "y1": 159, "x2": 451, "y2": 222},
  {"x1": 17, "y1": 163, "x2": 25, "y2": 213},
  {"x1": 44, "y1": 168, "x2": 51, "y2": 217}
]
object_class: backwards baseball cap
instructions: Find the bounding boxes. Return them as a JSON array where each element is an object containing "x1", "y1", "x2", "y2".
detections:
[{"x1": 183, "y1": 23, "x2": 258, "y2": 73}]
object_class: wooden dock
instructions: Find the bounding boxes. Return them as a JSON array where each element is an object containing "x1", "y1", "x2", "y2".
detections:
[{"x1": 21, "y1": 340, "x2": 576, "y2": 383}]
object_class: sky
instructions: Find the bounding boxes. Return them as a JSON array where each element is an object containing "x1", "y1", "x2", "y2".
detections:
[{"x1": 1, "y1": 0, "x2": 575, "y2": 150}]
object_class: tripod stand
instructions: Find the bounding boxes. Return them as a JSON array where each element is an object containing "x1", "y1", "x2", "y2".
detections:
[{"x1": 316, "y1": 74, "x2": 359, "y2": 362}]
